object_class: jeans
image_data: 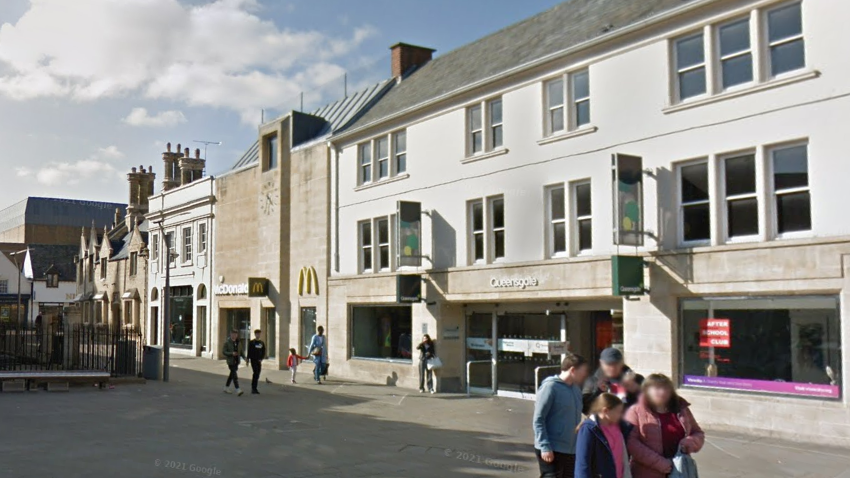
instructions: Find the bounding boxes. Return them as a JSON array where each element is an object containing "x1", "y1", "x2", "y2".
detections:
[
  {"x1": 290, "y1": 365, "x2": 297, "y2": 382},
  {"x1": 251, "y1": 361, "x2": 262, "y2": 391},
  {"x1": 534, "y1": 449, "x2": 575, "y2": 478},
  {"x1": 313, "y1": 358, "x2": 323, "y2": 382},
  {"x1": 225, "y1": 363, "x2": 240, "y2": 389},
  {"x1": 419, "y1": 360, "x2": 433, "y2": 391}
]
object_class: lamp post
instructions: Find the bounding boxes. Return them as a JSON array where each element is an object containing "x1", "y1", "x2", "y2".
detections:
[{"x1": 159, "y1": 224, "x2": 172, "y2": 382}]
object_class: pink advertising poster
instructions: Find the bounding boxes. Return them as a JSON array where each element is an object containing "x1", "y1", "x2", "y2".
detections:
[{"x1": 683, "y1": 375, "x2": 840, "y2": 399}]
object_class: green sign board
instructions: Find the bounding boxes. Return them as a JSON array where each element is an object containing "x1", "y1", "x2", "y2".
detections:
[
  {"x1": 248, "y1": 277, "x2": 269, "y2": 298},
  {"x1": 612, "y1": 255, "x2": 645, "y2": 296},
  {"x1": 397, "y1": 274, "x2": 422, "y2": 303}
]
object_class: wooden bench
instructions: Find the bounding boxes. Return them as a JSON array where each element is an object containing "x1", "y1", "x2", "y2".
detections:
[{"x1": 0, "y1": 371, "x2": 111, "y2": 392}]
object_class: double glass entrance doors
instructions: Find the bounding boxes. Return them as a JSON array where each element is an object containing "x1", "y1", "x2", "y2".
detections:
[{"x1": 466, "y1": 312, "x2": 566, "y2": 397}]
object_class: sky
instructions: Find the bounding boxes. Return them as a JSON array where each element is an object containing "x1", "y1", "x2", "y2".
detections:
[{"x1": 0, "y1": 0, "x2": 563, "y2": 210}]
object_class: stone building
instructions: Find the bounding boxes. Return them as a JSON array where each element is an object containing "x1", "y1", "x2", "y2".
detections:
[
  {"x1": 0, "y1": 197, "x2": 126, "y2": 246},
  {"x1": 73, "y1": 165, "x2": 154, "y2": 331}
]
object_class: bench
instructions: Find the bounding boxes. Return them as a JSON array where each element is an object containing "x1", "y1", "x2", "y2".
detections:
[{"x1": 0, "y1": 371, "x2": 111, "y2": 392}]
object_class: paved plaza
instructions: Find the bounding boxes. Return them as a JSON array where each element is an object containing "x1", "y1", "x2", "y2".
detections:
[{"x1": 1, "y1": 357, "x2": 848, "y2": 478}]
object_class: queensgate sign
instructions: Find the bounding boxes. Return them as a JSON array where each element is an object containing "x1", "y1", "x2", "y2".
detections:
[{"x1": 489, "y1": 276, "x2": 539, "y2": 289}]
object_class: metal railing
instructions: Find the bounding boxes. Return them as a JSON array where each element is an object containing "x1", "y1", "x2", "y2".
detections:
[
  {"x1": 534, "y1": 365, "x2": 562, "y2": 397},
  {"x1": 0, "y1": 323, "x2": 144, "y2": 377},
  {"x1": 466, "y1": 359, "x2": 496, "y2": 396}
]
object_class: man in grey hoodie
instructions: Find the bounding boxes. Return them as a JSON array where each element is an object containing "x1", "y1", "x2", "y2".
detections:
[{"x1": 533, "y1": 353, "x2": 590, "y2": 478}]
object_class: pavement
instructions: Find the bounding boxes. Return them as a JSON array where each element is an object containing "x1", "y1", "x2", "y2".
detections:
[{"x1": 1, "y1": 356, "x2": 848, "y2": 478}]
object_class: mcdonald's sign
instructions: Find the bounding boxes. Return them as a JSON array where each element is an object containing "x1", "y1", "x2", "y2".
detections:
[
  {"x1": 297, "y1": 266, "x2": 319, "y2": 296},
  {"x1": 248, "y1": 277, "x2": 269, "y2": 298}
]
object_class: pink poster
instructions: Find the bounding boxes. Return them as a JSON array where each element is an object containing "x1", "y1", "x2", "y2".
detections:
[{"x1": 683, "y1": 375, "x2": 840, "y2": 399}]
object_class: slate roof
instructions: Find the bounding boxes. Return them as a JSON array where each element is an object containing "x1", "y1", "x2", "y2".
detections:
[
  {"x1": 26, "y1": 245, "x2": 78, "y2": 281},
  {"x1": 0, "y1": 197, "x2": 125, "y2": 234},
  {"x1": 347, "y1": 0, "x2": 696, "y2": 130},
  {"x1": 226, "y1": 79, "x2": 393, "y2": 172}
]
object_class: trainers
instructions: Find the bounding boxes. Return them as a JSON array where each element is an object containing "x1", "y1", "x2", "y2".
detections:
[
  {"x1": 291, "y1": 379, "x2": 296, "y2": 384},
  {"x1": 223, "y1": 387, "x2": 232, "y2": 394},
  {"x1": 430, "y1": 389, "x2": 436, "y2": 394},
  {"x1": 236, "y1": 388, "x2": 244, "y2": 396},
  {"x1": 419, "y1": 389, "x2": 425, "y2": 393},
  {"x1": 251, "y1": 390, "x2": 259, "y2": 395}
]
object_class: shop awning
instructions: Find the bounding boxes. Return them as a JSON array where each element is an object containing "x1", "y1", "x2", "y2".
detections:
[
  {"x1": 73, "y1": 293, "x2": 92, "y2": 302},
  {"x1": 91, "y1": 292, "x2": 107, "y2": 301},
  {"x1": 121, "y1": 289, "x2": 139, "y2": 300}
]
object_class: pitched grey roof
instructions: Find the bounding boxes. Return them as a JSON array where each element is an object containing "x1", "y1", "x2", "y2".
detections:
[
  {"x1": 26, "y1": 244, "x2": 78, "y2": 281},
  {"x1": 348, "y1": 0, "x2": 694, "y2": 130},
  {"x1": 226, "y1": 79, "x2": 393, "y2": 171}
]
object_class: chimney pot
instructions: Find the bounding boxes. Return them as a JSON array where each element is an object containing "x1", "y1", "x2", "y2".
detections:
[
  {"x1": 131, "y1": 167, "x2": 137, "y2": 173},
  {"x1": 184, "y1": 147, "x2": 190, "y2": 157},
  {"x1": 390, "y1": 43, "x2": 435, "y2": 79},
  {"x1": 149, "y1": 165, "x2": 153, "y2": 173},
  {"x1": 176, "y1": 143, "x2": 181, "y2": 152},
  {"x1": 166, "y1": 142, "x2": 171, "y2": 152},
  {"x1": 195, "y1": 148, "x2": 201, "y2": 159}
]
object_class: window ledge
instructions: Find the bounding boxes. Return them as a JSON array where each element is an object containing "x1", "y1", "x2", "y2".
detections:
[
  {"x1": 537, "y1": 126, "x2": 598, "y2": 146},
  {"x1": 351, "y1": 356, "x2": 413, "y2": 365},
  {"x1": 354, "y1": 173, "x2": 410, "y2": 191},
  {"x1": 461, "y1": 147, "x2": 509, "y2": 164},
  {"x1": 664, "y1": 70, "x2": 820, "y2": 114}
]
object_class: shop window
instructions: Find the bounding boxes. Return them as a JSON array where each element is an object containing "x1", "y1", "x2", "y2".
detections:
[
  {"x1": 198, "y1": 305, "x2": 208, "y2": 352},
  {"x1": 169, "y1": 286, "x2": 193, "y2": 349},
  {"x1": 351, "y1": 305, "x2": 412, "y2": 361},
  {"x1": 681, "y1": 297, "x2": 841, "y2": 399},
  {"x1": 678, "y1": 160, "x2": 711, "y2": 244},
  {"x1": 300, "y1": 307, "x2": 317, "y2": 357},
  {"x1": 723, "y1": 154, "x2": 758, "y2": 239},
  {"x1": 771, "y1": 143, "x2": 811, "y2": 235},
  {"x1": 264, "y1": 308, "x2": 276, "y2": 359}
]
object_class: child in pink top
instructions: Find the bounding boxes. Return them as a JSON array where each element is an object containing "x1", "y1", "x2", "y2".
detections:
[
  {"x1": 575, "y1": 393, "x2": 633, "y2": 478},
  {"x1": 287, "y1": 348, "x2": 309, "y2": 384}
]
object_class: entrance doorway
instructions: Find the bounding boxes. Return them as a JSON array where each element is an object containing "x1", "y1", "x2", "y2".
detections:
[
  {"x1": 300, "y1": 307, "x2": 316, "y2": 357},
  {"x1": 226, "y1": 308, "x2": 251, "y2": 353}
]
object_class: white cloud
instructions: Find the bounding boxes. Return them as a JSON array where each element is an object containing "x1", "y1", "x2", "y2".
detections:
[
  {"x1": 21, "y1": 145, "x2": 124, "y2": 186},
  {"x1": 0, "y1": 0, "x2": 377, "y2": 122},
  {"x1": 122, "y1": 107, "x2": 187, "y2": 127},
  {"x1": 15, "y1": 166, "x2": 31, "y2": 177},
  {"x1": 96, "y1": 145, "x2": 124, "y2": 159}
]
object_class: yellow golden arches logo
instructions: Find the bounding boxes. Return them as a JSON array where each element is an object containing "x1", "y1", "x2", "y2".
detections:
[
  {"x1": 247, "y1": 277, "x2": 269, "y2": 298},
  {"x1": 298, "y1": 266, "x2": 319, "y2": 296}
]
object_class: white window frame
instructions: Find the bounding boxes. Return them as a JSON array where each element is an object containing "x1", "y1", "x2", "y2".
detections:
[
  {"x1": 544, "y1": 78, "x2": 565, "y2": 136},
  {"x1": 489, "y1": 98, "x2": 503, "y2": 150},
  {"x1": 393, "y1": 130, "x2": 407, "y2": 175},
  {"x1": 488, "y1": 196, "x2": 506, "y2": 262},
  {"x1": 571, "y1": 69, "x2": 591, "y2": 129},
  {"x1": 768, "y1": 141, "x2": 811, "y2": 239},
  {"x1": 0, "y1": 280, "x2": 8, "y2": 294},
  {"x1": 571, "y1": 180, "x2": 593, "y2": 255},
  {"x1": 152, "y1": 234, "x2": 159, "y2": 261},
  {"x1": 468, "y1": 199, "x2": 485, "y2": 265},
  {"x1": 359, "y1": 220, "x2": 373, "y2": 273},
  {"x1": 198, "y1": 223, "x2": 207, "y2": 253},
  {"x1": 764, "y1": 1, "x2": 805, "y2": 79},
  {"x1": 466, "y1": 97, "x2": 505, "y2": 157},
  {"x1": 182, "y1": 226, "x2": 193, "y2": 264},
  {"x1": 376, "y1": 217, "x2": 391, "y2": 271},
  {"x1": 673, "y1": 32, "x2": 709, "y2": 103},
  {"x1": 358, "y1": 142, "x2": 372, "y2": 185},
  {"x1": 375, "y1": 136, "x2": 389, "y2": 180},
  {"x1": 676, "y1": 159, "x2": 712, "y2": 246},
  {"x1": 715, "y1": 16, "x2": 754, "y2": 91},
  {"x1": 546, "y1": 184, "x2": 568, "y2": 258},
  {"x1": 467, "y1": 104, "x2": 483, "y2": 156},
  {"x1": 544, "y1": 69, "x2": 592, "y2": 137},
  {"x1": 721, "y1": 151, "x2": 761, "y2": 243},
  {"x1": 166, "y1": 231, "x2": 176, "y2": 267},
  {"x1": 357, "y1": 130, "x2": 408, "y2": 187}
]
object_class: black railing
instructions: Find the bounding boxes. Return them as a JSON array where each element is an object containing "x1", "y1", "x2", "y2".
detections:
[{"x1": 0, "y1": 323, "x2": 144, "y2": 377}]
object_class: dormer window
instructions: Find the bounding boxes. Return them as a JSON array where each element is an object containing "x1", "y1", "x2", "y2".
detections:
[{"x1": 47, "y1": 273, "x2": 59, "y2": 288}]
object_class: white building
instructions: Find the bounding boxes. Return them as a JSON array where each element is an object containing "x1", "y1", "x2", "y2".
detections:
[
  {"x1": 147, "y1": 145, "x2": 215, "y2": 357},
  {"x1": 328, "y1": 0, "x2": 850, "y2": 445},
  {"x1": 0, "y1": 246, "x2": 29, "y2": 325},
  {"x1": 23, "y1": 245, "x2": 78, "y2": 326}
]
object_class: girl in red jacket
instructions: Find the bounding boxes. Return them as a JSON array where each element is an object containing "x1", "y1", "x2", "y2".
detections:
[{"x1": 287, "y1": 348, "x2": 309, "y2": 384}]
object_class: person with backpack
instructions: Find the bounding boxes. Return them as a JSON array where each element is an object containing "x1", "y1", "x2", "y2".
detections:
[
  {"x1": 307, "y1": 326, "x2": 327, "y2": 384},
  {"x1": 574, "y1": 393, "x2": 633, "y2": 478}
]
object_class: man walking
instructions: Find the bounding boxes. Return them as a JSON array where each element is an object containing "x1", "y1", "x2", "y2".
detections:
[
  {"x1": 247, "y1": 329, "x2": 266, "y2": 394},
  {"x1": 581, "y1": 347, "x2": 631, "y2": 413},
  {"x1": 307, "y1": 326, "x2": 327, "y2": 384},
  {"x1": 223, "y1": 329, "x2": 244, "y2": 396},
  {"x1": 533, "y1": 353, "x2": 589, "y2": 478}
]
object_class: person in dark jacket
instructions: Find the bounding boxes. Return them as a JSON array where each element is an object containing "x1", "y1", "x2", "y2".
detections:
[
  {"x1": 582, "y1": 347, "x2": 632, "y2": 414},
  {"x1": 222, "y1": 329, "x2": 244, "y2": 396},
  {"x1": 575, "y1": 393, "x2": 633, "y2": 478},
  {"x1": 247, "y1": 329, "x2": 266, "y2": 394},
  {"x1": 416, "y1": 334, "x2": 436, "y2": 394},
  {"x1": 622, "y1": 371, "x2": 645, "y2": 410}
]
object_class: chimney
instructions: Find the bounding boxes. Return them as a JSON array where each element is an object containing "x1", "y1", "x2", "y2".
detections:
[
  {"x1": 162, "y1": 142, "x2": 180, "y2": 192},
  {"x1": 178, "y1": 145, "x2": 206, "y2": 186},
  {"x1": 390, "y1": 43, "x2": 435, "y2": 79},
  {"x1": 113, "y1": 208, "x2": 121, "y2": 228}
]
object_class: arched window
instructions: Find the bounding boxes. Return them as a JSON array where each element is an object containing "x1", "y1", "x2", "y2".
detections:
[
  {"x1": 197, "y1": 284, "x2": 207, "y2": 300},
  {"x1": 151, "y1": 287, "x2": 159, "y2": 301}
]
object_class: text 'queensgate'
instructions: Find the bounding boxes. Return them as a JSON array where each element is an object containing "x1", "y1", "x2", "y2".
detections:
[{"x1": 489, "y1": 277, "x2": 539, "y2": 289}]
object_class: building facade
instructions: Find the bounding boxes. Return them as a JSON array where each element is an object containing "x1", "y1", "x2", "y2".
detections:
[
  {"x1": 0, "y1": 246, "x2": 29, "y2": 325},
  {"x1": 0, "y1": 197, "x2": 126, "y2": 245},
  {"x1": 147, "y1": 145, "x2": 215, "y2": 356},
  {"x1": 23, "y1": 244, "x2": 78, "y2": 327},
  {"x1": 327, "y1": 0, "x2": 850, "y2": 445}
]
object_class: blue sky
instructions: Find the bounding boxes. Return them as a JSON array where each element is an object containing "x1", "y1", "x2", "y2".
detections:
[{"x1": 0, "y1": 0, "x2": 562, "y2": 210}]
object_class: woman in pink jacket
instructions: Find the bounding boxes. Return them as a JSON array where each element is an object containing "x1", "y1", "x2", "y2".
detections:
[{"x1": 624, "y1": 374, "x2": 704, "y2": 478}]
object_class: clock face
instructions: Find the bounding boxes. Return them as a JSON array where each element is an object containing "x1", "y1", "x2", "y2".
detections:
[{"x1": 260, "y1": 180, "x2": 279, "y2": 216}]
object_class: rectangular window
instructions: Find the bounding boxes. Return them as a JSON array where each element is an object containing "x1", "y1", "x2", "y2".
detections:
[
  {"x1": 548, "y1": 186, "x2": 567, "y2": 256},
  {"x1": 377, "y1": 218, "x2": 390, "y2": 271},
  {"x1": 198, "y1": 306, "x2": 209, "y2": 353},
  {"x1": 0, "y1": 280, "x2": 7, "y2": 294},
  {"x1": 199, "y1": 223, "x2": 207, "y2": 253},
  {"x1": 130, "y1": 252, "x2": 138, "y2": 276},
  {"x1": 679, "y1": 161, "x2": 711, "y2": 243},
  {"x1": 351, "y1": 305, "x2": 413, "y2": 361},
  {"x1": 166, "y1": 232, "x2": 176, "y2": 265},
  {"x1": 681, "y1": 296, "x2": 841, "y2": 400},
  {"x1": 675, "y1": 33, "x2": 707, "y2": 100},
  {"x1": 100, "y1": 258, "x2": 107, "y2": 279},
  {"x1": 490, "y1": 197, "x2": 505, "y2": 260},
  {"x1": 574, "y1": 182, "x2": 592, "y2": 252},
  {"x1": 393, "y1": 130, "x2": 407, "y2": 174},
  {"x1": 359, "y1": 142, "x2": 372, "y2": 185},
  {"x1": 150, "y1": 307, "x2": 159, "y2": 345},
  {"x1": 572, "y1": 69, "x2": 590, "y2": 127},
  {"x1": 152, "y1": 234, "x2": 159, "y2": 261},
  {"x1": 546, "y1": 78, "x2": 565, "y2": 135},
  {"x1": 767, "y1": 2, "x2": 805, "y2": 77},
  {"x1": 183, "y1": 226, "x2": 192, "y2": 261},
  {"x1": 724, "y1": 154, "x2": 759, "y2": 239},
  {"x1": 468, "y1": 104, "x2": 483, "y2": 154},
  {"x1": 264, "y1": 308, "x2": 275, "y2": 359},
  {"x1": 376, "y1": 136, "x2": 389, "y2": 180},
  {"x1": 489, "y1": 98, "x2": 503, "y2": 149},
  {"x1": 266, "y1": 134, "x2": 278, "y2": 170},
  {"x1": 718, "y1": 18, "x2": 753, "y2": 89},
  {"x1": 772, "y1": 144, "x2": 811, "y2": 234},
  {"x1": 47, "y1": 274, "x2": 59, "y2": 288},
  {"x1": 360, "y1": 221, "x2": 372, "y2": 272},
  {"x1": 470, "y1": 200, "x2": 484, "y2": 263}
]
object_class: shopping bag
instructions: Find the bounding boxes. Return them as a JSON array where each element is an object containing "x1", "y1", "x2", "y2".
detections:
[{"x1": 426, "y1": 357, "x2": 443, "y2": 371}]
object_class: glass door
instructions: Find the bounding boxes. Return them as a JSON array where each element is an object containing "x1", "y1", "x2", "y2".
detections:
[
  {"x1": 300, "y1": 307, "x2": 317, "y2": 357},
  {"x1": 497, "y1": 313, "x2": 562, "y2": 396},
  {"x1": 466, "y1": 313, "x2": 494, "y2": 394}
]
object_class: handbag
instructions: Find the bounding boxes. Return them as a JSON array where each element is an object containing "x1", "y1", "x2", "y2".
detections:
[
  {"x1": 426, "y1": 356, "x2": 443, "y2": 371},
  {"x1": 310, "y1": 347, "x2": 322, "y2": 356}
]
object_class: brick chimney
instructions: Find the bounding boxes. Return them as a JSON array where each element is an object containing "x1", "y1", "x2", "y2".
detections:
[
  {"x1": 178, "y1": 147, "x2": 205, "y2": 186},
  {"x1": 126, "y1": 165, "x2": 156, "y2": 231},
  {"x1": 390, "y1": 43, "x2": 435, "y2": 79},
  {"x1": 162, "y1": 142, "x2": 181, "y2": 192}
]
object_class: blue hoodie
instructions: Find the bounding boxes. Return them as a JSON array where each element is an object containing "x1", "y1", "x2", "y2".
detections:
[{"x1": 533, "y1": 375, "x2": 582, "y2": 454}]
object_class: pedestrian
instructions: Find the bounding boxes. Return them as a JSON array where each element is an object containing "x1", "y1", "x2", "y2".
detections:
[
  {"x1": 625, "y1": 374, "x2": 704, "y2": 478},
  {"x1": 533, "y1": 353, "x2": 590, "y2": 478},
  {"x1": 307, "y1": 325, "x2": 327, "y2": 384},
  {"x1": 287, "y1": 347, "x2": 309, "y2": 384},
  {"x1": 222, "y1": 329, "x2": 244, "y2": 396},
  {"x1": 582, "y1": 347, "x2": 632, "y2": 413},
  {"x1": 247, "y1": 329, "x2": 266, "y2": 395},
  {"x1": 622, "y1": 371, "x2": 644, "y2": 410},
  {"x1": 416, "y1": 334, "x2": 436, "y2": 394},
  {"x1": 575, "y1": 393, "x2": 633, "y2": 478}
]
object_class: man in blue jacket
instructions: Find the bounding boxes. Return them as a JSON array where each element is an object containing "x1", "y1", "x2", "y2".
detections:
[
  {"x1": 307, "y1": 326, "x2": 327, "y2": 384},
  {"x1": 533, "y1": 353, "x2": 590, "y2": 478}
]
